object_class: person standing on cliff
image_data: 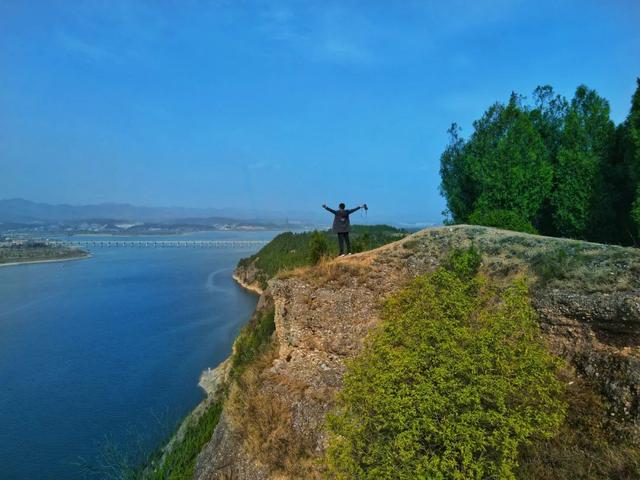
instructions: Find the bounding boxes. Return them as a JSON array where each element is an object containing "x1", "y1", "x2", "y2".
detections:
[{"x1": 322, "y1": 203, "x2": 366, "y2": 256}]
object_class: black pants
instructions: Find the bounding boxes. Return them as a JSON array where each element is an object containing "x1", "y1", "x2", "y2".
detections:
[{"x1": 338, "y1": 232, "x2": 351, "y2": 254}]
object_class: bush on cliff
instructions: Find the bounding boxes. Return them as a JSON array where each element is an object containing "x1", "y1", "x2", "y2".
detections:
[
  {"x1": 230, "y1": 307, "x2": 275, "y2": 380},
  {"x1": 326, "y1": 256, "x2": 566, "y2": 480},
  {"x1": 309, "y1": 230, "x2": 330, "y2": 265},
  {"x1": 147, "y1": 400, "x2": 223, "y2": 480},
  {"x1": 444, "y1": 245, "x2": 482, "y2": 280}
]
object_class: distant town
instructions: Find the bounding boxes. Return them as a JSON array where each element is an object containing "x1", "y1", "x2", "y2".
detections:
[
  {"x1": 0, "y1": 198, "x2": 312, "y2": 237},
  {"x1": 0, "y1": 219, "x2": 297, "y2": 236}
]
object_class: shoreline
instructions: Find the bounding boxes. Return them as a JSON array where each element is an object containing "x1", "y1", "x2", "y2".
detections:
[
  {"x1": 61, "y1": 227, "x2": 283, "y2": 237},
  {"x1": 146, "y1": 270, "x2": 257, "y2": 475},
  {"x1": 232, "y1": 272, "x2": 263, "y2": 295},
  {"x1": 0, "y1": 253, "x2": 91, "y2": 268}
]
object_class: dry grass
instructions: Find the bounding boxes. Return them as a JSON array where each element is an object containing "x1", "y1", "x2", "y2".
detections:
[
  {"x1": 278, "y1": 225, "x2": 640, "y2": 294},
  {"x1": 226, "y1": 347, "x2": 318, "y2": 478},
  {"x1": 278, "y1": 256, "x2": 371, "y2": 288},
  {"x1": 518, "y1": 367, "x2": 640, "y2": 479}
]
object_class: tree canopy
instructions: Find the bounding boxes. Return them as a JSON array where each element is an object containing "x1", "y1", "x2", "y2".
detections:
[{"x1": 440, "y1": 79, "x2": 640, "y2": 245}]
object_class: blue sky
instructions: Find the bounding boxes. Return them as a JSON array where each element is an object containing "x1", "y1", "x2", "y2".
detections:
[{"x1": 1, "y1": 1, "x2": 639, "y2": 223}]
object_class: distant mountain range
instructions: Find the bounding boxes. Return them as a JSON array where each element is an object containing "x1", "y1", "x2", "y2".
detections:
[
  {"x1": 0, "y1": 199, "x2": 293, "y2": 225},
  {"x1": 0, "y1": 199, "x2": 439, "y2": 232}
]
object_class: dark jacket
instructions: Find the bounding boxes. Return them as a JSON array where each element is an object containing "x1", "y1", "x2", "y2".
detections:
[{"x1": 323, "y1": 205, "x2": 361, "y2": 233}]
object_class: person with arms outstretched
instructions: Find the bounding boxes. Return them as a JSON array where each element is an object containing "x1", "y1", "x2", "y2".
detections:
[{"x1": 322, "y1": 202, "x2": 367, "y2": 256}]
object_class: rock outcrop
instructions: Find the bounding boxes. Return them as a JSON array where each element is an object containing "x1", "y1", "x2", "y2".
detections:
[
  {"x1": 233, "y1": 263, "x2": 265, "y2": 295},
  {"x1": 194, "y1": 225, "x2": 640, "y2": 479}
]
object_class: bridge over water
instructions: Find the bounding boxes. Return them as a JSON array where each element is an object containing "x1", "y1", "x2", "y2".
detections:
[{"x1": 50, "y1": 240, "x2": 269, "y2": 249}]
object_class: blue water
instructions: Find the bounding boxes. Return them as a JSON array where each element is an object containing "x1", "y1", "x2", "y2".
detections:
[{"x1": 0, "y1": 231, "x2": 277, "y2": 480}]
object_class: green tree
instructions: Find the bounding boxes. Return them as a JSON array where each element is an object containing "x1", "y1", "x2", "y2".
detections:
[
  {"x1": 468, "y1": 94, "x2": 553, "y2": 225},
  {"x1": 438, "y1": 81, "x2": 640, "y2": 245},
  {"x1": 352, "y1": 232, "x2": 372, "y2": 253},
  {"x1": 326, "y1": 259, "x2": 566, "y2": 480},
  {"x1": 623, "y1": 79, "x2": 640, "y2": 241},
  {"x1": 439, "y1": 94, "x2": 553, "y2": 229},
  {"x1": 552, "y1": 86, "x2": 614, "y2": 239},
  {"x1": 308, "y1": 230, "x2": 329, "y2": 265},
  {"x1": 530, "y1": 85, "x2": 569, "y2": 160},
  {"x1": 468, "y1": 208, "x2": 537, "y2": 234},
  {"x1": 439, "y1": 123, "x2": 475, "y2": 222},
  {"x1": 529, "y1": 86, "x2": 569, "y2": 235}
]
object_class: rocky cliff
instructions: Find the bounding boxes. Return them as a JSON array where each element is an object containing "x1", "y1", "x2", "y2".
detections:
[
  {"x1": 193, "y1": 225, "x2": 640, "y2": 479},
  {"x1": 232, "y1": 263, "x2": 265, "y2": 295}
]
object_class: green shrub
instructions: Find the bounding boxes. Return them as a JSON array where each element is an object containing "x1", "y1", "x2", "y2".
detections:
[
  {"x1": 468, "y1": 208, "x2": 538, "y2": 234},
  {"x1": 326, "y1": 264, "x2": 566, "y2": 480},
  {"x1": 445, "y1": 246, "x2": 481, "y2": 279},
  {"x1": 309, "y1": 230, "x2": 330, "y2": 265},
  {"x1": 230, "y1": 308, "x2": 276, "y2": 379},
  {"x1": 146, "y1": 401, "x2": 223, "y2": 480},
  {"x1": 352, "y1": 232, "x2": 372, "y2": 253}
]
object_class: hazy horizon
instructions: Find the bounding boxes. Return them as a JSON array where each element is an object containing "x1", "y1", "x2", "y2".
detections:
[
  {"x1": 2, "y1": 1, "x2": 639, "y2": 223},
  {"x1": 0, "y1": 197, "x2": 439, "y2": 226}
]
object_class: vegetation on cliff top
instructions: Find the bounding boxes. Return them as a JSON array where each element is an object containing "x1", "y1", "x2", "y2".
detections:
[
  {"x1": 237, "y1": 225, "x2": 407, "y2": 288},
  {"x1": 326, "y1": 249, "x2": 567, "y2": 479},
  {"x1": 440, "y1": 79, "x2": 640, "y2": 246}
]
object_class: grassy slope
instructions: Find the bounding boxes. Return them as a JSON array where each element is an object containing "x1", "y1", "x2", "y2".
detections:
[
  {"x1": 237, "y1": 225, "x2": 407, "y2": 288},
  {"x1": 144, "y1": 401, "x2": 224, "y2": 480}
]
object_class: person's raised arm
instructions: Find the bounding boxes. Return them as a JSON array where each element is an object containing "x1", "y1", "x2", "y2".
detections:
[
  {"x1": 322, "y1": 204, "x2": 337, "y2": 214},
  {"x1": 347, "y1": 205, "x2": 363, "y2": 214}
]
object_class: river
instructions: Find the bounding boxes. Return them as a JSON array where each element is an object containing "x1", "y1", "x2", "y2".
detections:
[{"x1": 0, "y1": 230, "x2": 277, "y2": 479}]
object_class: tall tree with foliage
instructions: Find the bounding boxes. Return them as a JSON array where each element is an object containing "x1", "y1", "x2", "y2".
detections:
[
  {"x1": 529, "y1": 86, "x2": 569, "y2": 235},
  {"x1": 439, "y1": 80, "x2": 640, "y2": 245},
  {"x1": 471, "y1": 94, "x2": 552, "y2": 223},
  {"x1": 440, "y1": 93, "x2": 552, "y2": 232},
  {"x1": 530, "y1": 85, "x2": 569, "y2": 161},
  {"x1": 552, "y1": 86, "x2": 614, "y2": 239},
  {"x1": 439, "y1": 123, "x2": 474, "y2": 222},
  {"x1": 624, "y1": 79, "x2": 640, "y2": 240}
]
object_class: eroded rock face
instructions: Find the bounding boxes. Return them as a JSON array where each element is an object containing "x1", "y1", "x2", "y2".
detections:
[
  {"x1": 194, "y1": 226, "x2": 640, "y2": 479},
  {"x1": 194, "y1": 412, "x2": 270, "y2": 480},
  {"x1": 233, "y1": 263, "x2": 265, "y2": 295},
  {"x1": 533, "y1": 289, "x2": 640, "y2": 420}
]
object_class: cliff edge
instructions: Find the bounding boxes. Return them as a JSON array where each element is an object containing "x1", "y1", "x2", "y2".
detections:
[{"x1": 194, "y1": 225, "x2": 640, "y2": 479}]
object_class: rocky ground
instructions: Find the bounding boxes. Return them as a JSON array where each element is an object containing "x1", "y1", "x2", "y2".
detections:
[{"x1": 193, "y1": 225, "x2": 640, "y2": 479}]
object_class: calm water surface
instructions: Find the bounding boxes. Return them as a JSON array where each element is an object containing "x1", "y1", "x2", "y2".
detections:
[{"x1": 0, "y1": 231, "x2": 277, "y2": 479}]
